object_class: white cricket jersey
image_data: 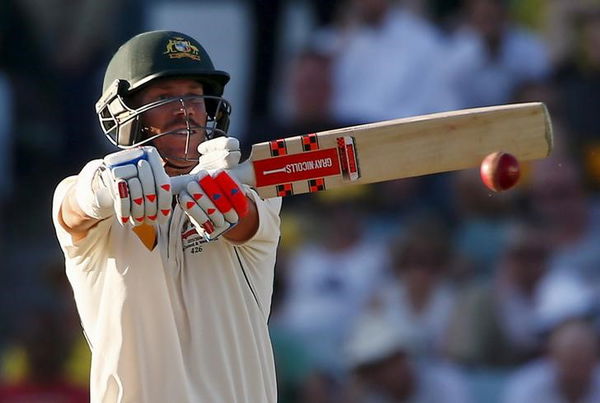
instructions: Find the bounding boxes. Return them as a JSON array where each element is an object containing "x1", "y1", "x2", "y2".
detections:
[{"x1": 52, "y1": 176, "x2": 282, "y2": 403}]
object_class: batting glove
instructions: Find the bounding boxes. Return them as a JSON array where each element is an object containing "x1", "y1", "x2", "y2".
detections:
[
  {"x1": 74, "y1": 146, "x2": 172, "y2": 225},
  {"x1": 196, "y1": 136, "x2": 241, "y2": 170},
  {"x1": 179, "y1": 169, "x2": 249, "y2": 240}
]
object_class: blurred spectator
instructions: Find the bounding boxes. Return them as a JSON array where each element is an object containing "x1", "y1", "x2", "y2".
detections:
[
  {"x1": 287, "y1": 49, "x2": 334, "y2": 127},
  {"x1": 245, "y1": 48, "x2": 342, "y2": 157},
  {"x1": 320, "y1": 0, "x2": 458, "y2": 123},
  {"x1": 449, "y1": 168, "x2": 520, "y2": 280},
  {"x1": 1, "y1": 259, "x2": 91, "y2": 390},
  {"x1": 502, "y1": 319, "x2": 600, "y2": 403},
  {"x1": 398, "y1": 0, "x2": 462, "y2": 28},
  {"x1": 0, "y1": 0, "x2": 49, "y2": 188},
  {"x1": 367, "y1": 213, "x2": 458, "y2": 358},
  {"x1": 0, "y1": 74, "x2": 13, "y2": 212},
  {"x1": 534, "y1": 270, "x2": 596, "y2": 337},
  {"x1": 0, "y1": 307, "x2": 88, "y2": 403},
  {"x1": 0, "y1": 72, "x2": 13, "y2": 337},
  {"x1": 273, "y1": 48, "x2": 338, "y2": 133},
  {"x1": 276, "y1": 199, "x2": 389, "y2": 376},
  {"x1": 13, "y1": 0, "x2": 139, "y2": 175},
  {"x1": 367, "y1": 177, "x2": 426, "y2": 241},
  {"x1": 543, "y1": 0, "x2": 600, "y2": 64},
  {"x1": 341, "y1": 309, "x2": 472, "y2": 402},
  {"x1": 443, "y1": 0, "x2": 551, "y2": 108},
  {"x1": 554, "y1": 7, "x2": 600, "y2": 188},
  {"x1": 528, "y1": 155, "x2": 600, "y2": 292},
  {"x1": 269, "y1": 248, "x2": 318, "y2": 403},
  {"x1": 367, "y1": 177, "x2": 457, "y2": 242},
  {"x1": 446, "y1": 219, "x2": 550, "y2": 367}
]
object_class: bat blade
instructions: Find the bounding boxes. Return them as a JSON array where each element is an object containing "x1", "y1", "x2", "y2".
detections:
[{"x1": 242, "y1": 102, "x2": 552, "y2": 198}]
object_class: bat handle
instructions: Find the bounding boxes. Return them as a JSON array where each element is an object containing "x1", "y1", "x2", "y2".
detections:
[
  {"x1": 228, "y1": 160, "x2": 256, "y2": 188},
  {"x1": 170, "y1": 174, "x2": 195, "y2": 193},
  {"x1": 171, "y1": 160, "x2": 256, "y2": 192},
  {"x1": 96, "y1": 160, "x2": 256, "y2": 204}
]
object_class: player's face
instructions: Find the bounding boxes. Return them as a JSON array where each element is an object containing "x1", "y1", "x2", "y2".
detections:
[{"x1": 133, "y1": 78, "x2": 208, "y2": 175}]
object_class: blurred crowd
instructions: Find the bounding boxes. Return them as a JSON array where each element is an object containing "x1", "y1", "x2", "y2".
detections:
[{"x1": 2, "y1": 0, "x2": 600, "y2": 402}]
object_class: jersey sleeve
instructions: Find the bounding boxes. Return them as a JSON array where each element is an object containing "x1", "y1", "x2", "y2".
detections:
[
  {"x1": 222, "y1": 188, "x2": 282, "y2": 318},
  {"x1": 52, "y1": 175, "x2": 113, "y2": 268}
]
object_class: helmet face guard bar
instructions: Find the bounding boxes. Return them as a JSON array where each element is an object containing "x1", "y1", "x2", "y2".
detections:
[{"x1": 96, "y1": 79, "x2": 232, "y2": 156}]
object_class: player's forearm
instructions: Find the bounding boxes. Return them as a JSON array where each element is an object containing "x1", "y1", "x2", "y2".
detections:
[{"x1": 223, "y1": 197, "x2": 258, "y2": 243}]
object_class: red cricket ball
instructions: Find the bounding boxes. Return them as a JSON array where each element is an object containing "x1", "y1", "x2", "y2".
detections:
[{"x1": 480, "y1": 151, "x2": 521, "y2": 192}]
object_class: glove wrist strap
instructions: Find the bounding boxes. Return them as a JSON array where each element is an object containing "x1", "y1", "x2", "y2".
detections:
[{"x1": 74, "y1": 160, "x2": 113, "y2": 219}]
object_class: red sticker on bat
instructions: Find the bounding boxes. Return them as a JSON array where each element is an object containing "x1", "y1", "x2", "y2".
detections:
[
  {"x1": 337, "y1": 136, "x2": 360, "y2": 181},
  {"x1": 253, "y1": 148, "x2": 341, "y2": 187},
  {"x1": 276, "y1": 183, "x2": 294, "y2": 197},
  {"x1": 302, "y1": 133, "x2": 319, "y2": 151},
  {"x1": 269, "y1": 139, "x2": 287, "y2": 156},
  {"x1": 309, "y1": 178, "x2": 326, "y2": 193}
]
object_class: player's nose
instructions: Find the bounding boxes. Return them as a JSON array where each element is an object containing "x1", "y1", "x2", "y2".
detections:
[{"x1": 173, "y1": 98, "x2": 196, "y2": 118}]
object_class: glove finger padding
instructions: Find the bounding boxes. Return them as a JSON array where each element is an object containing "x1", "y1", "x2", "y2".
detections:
[
  {"x1": 213, "y1": 170, "x2": 249, "y2": 218},
  {"x1": 108, "y1": 164, "x2": 138, "y2": 224},
  {"x1": 179, "y1": 169, "x2": 249, "y2": 241},
  {"x1": 137, "y1": 159, "x2": 158, "y2": 223},
  {"x1": 184, "y1": 181, "x2": 225, "y2": 228},
  {"x1": 100, "y1": 146, "x2": 172, "y2": 226},
  {"x1": 197, "y1": 172, "x2": 239, "y2": 224},
  {"x1": 127, "y1": 177, "x2": 145, "y2": 225},
  {"x1": 197, "y1": 137, "x2": 241, "y2": 170},
  {"x1": 145, "y1": 147, "x2": 172, "y2": 222},
  {"x1": 178, "y1": 192, "x2": 217, "y2": 237}
]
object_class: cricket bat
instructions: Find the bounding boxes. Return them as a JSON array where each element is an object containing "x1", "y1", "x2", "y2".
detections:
[{"x1": 168, "y1": 102, "x2": 553, "y2": 198}]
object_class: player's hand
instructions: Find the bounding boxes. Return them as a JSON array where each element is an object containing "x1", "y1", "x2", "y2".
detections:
[
  {"x1": 196, "y1": 136, "x2": 241, "y2": 170},
  {"x1": 178, "y1": 169, "x2": 249, "y2": 240},
  {"x1": 75, "y1": 146, "x2": 172, "y2": 225}
]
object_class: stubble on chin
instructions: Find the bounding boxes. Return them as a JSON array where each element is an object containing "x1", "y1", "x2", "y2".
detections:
[{"x1": 163, "y1": 159, "x2": 198, "y2": 177}]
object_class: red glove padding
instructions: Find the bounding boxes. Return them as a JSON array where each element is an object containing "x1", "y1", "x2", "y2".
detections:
[{"x1": 178, "y1": 169, "x2": 248, "y2": 240}]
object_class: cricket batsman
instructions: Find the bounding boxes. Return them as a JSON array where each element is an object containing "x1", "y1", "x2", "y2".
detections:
[{"x1": 52, "y1": 30, "x2": 282, "y2": 402}]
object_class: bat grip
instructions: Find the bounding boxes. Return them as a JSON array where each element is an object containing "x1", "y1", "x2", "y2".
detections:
[
  {"x1": 170, "y1": 161, "x2": 255, "y2": 192},
  {"x1": 170, "y1": 174, "x2": 195, "y2": 193},
  {"x1": 96, "y1": 160, "x2": 255, "y2": 204}
]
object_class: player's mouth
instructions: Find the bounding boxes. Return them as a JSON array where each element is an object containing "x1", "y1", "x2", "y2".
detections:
[
  {"x1": 158, "y1": 128, "x2": 203, "y2": 163},
  {"x1": 172, "y1": 127, "x2": 198, "y2": 134},
  {"x1": 166, "y1": 127, "x2": 201, "y2": 137},
  {"x1": 164, "y1": 157, "x2": 195, "y2": 169}
]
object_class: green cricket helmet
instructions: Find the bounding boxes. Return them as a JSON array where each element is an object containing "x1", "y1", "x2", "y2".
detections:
[{"x1": 95, "y1": 30, "x2": 231, "y2": 150}]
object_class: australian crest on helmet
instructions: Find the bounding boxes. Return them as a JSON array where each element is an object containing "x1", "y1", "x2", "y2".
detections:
[{"x1": 164, "y1": 37, "x2": 201, "y2": 61}]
